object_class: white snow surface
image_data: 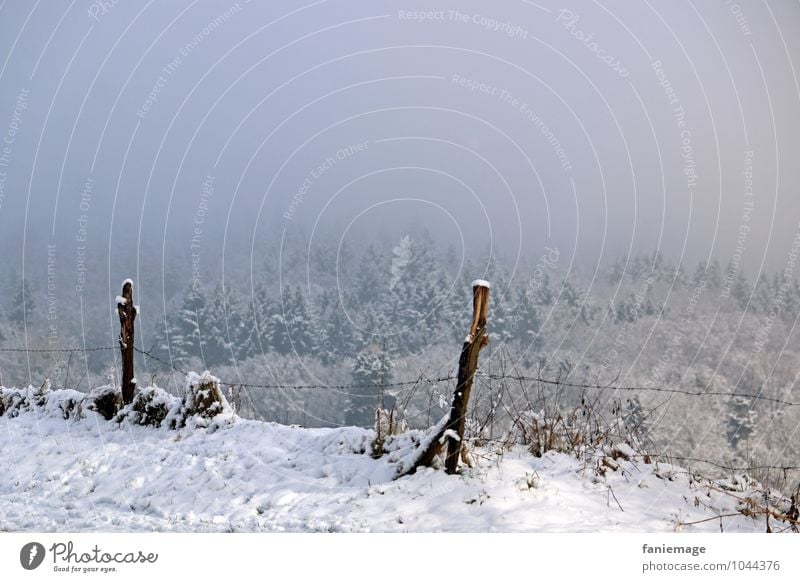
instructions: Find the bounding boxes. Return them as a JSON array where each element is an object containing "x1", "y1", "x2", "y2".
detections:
[{"x1": 0, "y1": 386, "x2": 778, "y2": 533}]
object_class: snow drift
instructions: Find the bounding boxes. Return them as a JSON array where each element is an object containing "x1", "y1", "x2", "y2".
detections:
[{"x1": 0, "y1": 378, "x2": 796, "y2": 533}]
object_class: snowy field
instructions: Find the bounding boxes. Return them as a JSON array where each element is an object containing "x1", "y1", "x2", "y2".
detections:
[{"x1": 0, "y1": 385, "x2": 780, "y2": 533}]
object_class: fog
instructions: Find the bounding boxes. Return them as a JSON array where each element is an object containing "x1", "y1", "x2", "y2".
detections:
[
  {"x1": 2, "y1": 0, "x2": 800, "y2": 481},
  {"x1": 6, "y1": 0, "x2": 800, "y2": 533},
  {"x1": 1, "y1": 0, "x2": 800, "y2": 370},
  {"x1": 1, "y1": 0, "x2": 799, "y2": 279}
]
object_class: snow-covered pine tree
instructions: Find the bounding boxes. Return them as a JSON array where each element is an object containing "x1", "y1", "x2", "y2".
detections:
[
  {"x1": 489, "y1": 280, "x2": 514, "y2": 345},
  {"x1": 387, "y1": 234, "x2": 448, "y2": 343},
  {"x1": 510, "y1": 285, "x2": 543, "y2": 350},
  {"x1": 707, "y1": 259, "x2": 723, "y2": 288},
  {"x1": 0, "y1": 302, "x2": 6, "y2": 341},
  {"x1": 202, "y1": 283, "x2": 248, "y2": 366},
  {"x1": 752, "y1": 273, "x2": 773, "y2": 315},
  {"x1": 150, "y1": 284, "x2": 206, "y2": 366},
  {"x1": 245, "y1": 282, "x2": 275, "y2": 356},
  {"x1": 266, "y1": 295, "x2": 291, "y2": 355},
  {"x1": 692, "y1": 261, "x2": 707, "y2": 287},
  {"x1": 285, "y1": 286, "x2": 314, "y2": 356},
  {"x1": 727, "y1": 367, "x2": 763, "y2": 448},
  {"x1": 170, "y1": 285, "x2": 207, "y2": 364},
  {"x1": 317, "y1": 289, "x2": 356, "y2": 363},
  {"x1": 534, "y1": 270, "x2": 555, "y2": 305},
  {"x1": 344, "y1": 347, "x2": 393, "y2": 426},
  {"x1": 9, "y1": 277, "x2": 35, "y2": 325},
  {"x1": 608, "y1": 255, "x2": 627, "y2": 284},
  {"x1": 730, "y1": 268, "x2": 751, "y2": 311},
  {"x1": 354, "y1": 245, "x2": 388, "y2": 305}
]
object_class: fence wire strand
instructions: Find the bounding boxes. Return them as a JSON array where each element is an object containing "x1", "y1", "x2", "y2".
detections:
[
  {"x1": 3, "y1": 345, "x2": 800, "y2": 476},
  {"x1": 2, "y1": 344, "x2": 798, "y2": 407}
]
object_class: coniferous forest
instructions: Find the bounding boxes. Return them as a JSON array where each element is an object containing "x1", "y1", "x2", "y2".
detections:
[{"x1": 2, "y1": 230, "x2": 799, "y2": 478}]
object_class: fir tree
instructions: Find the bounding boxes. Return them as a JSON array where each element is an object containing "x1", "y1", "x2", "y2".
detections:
[
  {"x1": 730, "y1": 269, "x2": 750, "y2": 311},
  {"x1": 171, "y1": 285, "x2": 207, "y2": 363},
  {"x1": 9, "y1": 278, "x2": 35, "y2": 325},
  {"x1": 707, "y1": 259, "x2": 722, "y2": 288},
  {"x1": 318, "y1": 289, "x2": 356, "y2": 363},
  {"x1": 151, "y1": 285, "x2": 207, "y2": 366},
  {"x1": 285, "y1": 286, "x2": 315, "y2": 356},
  {"x1": 267, "y1": 290, "x2": 292, "y2": 355},
  {"x1": 753, "y1": 273, "x2": 773, "y2": 314},
  {"x1": 202, "y1": 283, "x2": 248, "y2": 366},
  {"x1": 509, "y1": 286, "x2": 543, "y2": 350},
  {"x1": 608, "y1": 255, "x2": 627, "y2": 284},
  {"x1": 246, "y1": 282, "x2": 275, "y2": 356},
  {"x1": 354, "y1": 245, "x2": 388, "y2": 305},
  {"x1": 692, "y1": 262, "x2": 707, "y2": 287},
  {"x1": 344, "y1": 347, "x2": 393, "y2": 426}
]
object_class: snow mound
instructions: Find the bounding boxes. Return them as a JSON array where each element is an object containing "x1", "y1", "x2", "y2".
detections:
[
  {"x1": 0, "y1": 370, "x2": 235, "y2": 430},
  {"x1": 1, "y1": 384, "x2": 796, "y2": 533},
  {"x1": 176, "y1": 371, "x2": 234, "y2": 429},
  {"x1": 116, "y1": 385, "x2": 181, "y2": 428}
]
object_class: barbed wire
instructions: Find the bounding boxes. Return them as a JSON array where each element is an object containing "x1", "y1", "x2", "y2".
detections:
[
  {"x1": 483, "y1": 373, "x2": 800, "y2": 408},
  {"x1": 476, "y1": 438, "x2": 800, "y2": 474},
  {"x1": 131, "y1": 346, "x2": 455, "y2": 396},
  {"x1": 635, "y1": 454, "x2": 800, "y2": 474},
  {"x1": 2, "y1": 344, "x2": 799, "y2": 406},
  {"x1": 3, "y1": 345, "x2": 800, "y2": 477},
  {"x1": 132, "y1": 346, "x2": 189, "y2": 376},
  {"x1": 0, "y1": 346, "x2": 116, "y2": 353}
]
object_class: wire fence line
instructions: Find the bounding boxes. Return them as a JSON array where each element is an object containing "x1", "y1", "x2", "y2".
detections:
[
  {"x1": 484, "y1": 374, "x2": 800, "y2": 408},
  {"x1": 0, "y1": 346, "x2": 117, "y2": 353},
  {"x1": 3, "y1": 345, "x2": 800, "y2": 477},
  {"x1": 629, "y1": 454, "x2": 800, "y2": 474},
  {"x1": 1, "y1": 344, "x2": 798, "y2": 406}
]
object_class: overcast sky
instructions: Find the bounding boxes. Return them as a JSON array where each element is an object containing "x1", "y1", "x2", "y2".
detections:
[{"x1": 1, "y1": 0, "x2": 799, "y2": 289}]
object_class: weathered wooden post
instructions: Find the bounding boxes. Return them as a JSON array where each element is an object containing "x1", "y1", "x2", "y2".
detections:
[
  {"x1": 444, "y1": 279, "x2": 490, "y2": 474},
  {"x1": 116, "y1": 279, "x2": 136, "y2": 405},
  {"x1": 398, "y1": 279, "x2": 490, "y2": 477}
]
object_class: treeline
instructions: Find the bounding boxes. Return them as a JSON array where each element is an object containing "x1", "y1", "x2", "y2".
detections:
[
  {"x1": 142, "y1": 244, "x2": 800, "y2": 371},
  {"x1": 2, "y1": 238, "x2": 800, "y2": 437}
]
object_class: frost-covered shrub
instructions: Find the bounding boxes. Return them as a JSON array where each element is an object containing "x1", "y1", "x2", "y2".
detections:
[
  {"x1": 116, "y1": 385, "x2": 180, "y2": 427},
  {"x1": 0, "y1": 373, "x2": 238, "y2": 432},
  {"x1": 505, "y1": 392, "x2": 651, "y2": 471},
  {"x1": 372, "y1": 408, "x2": 409, "y2": 457},
  {"x1": 0, "y1": 384, "x2": 48, "y2": 417},
  {"x1": 0, "y1": 385, "x2": 82, "y2": 420},
  {"x1": 85, "y1": 385, "x2": 122, "y2": 420},
  {"x1": 170, "y1": 371, "x2": 234, "y2": 429},
  {"x1": 0, "y1": 386, "x2": 27, "y2": 417},
  {"x1": 184, "y1": 371, "x2": 227, "y2": 417},
  {"x1": 43, "y1": 389, "x2": 85, "y2": 420},
  {"x1": 112, "y1": 372, "x2": 234, "y2": 429}
]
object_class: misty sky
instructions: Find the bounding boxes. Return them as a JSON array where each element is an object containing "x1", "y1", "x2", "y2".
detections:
[{"x1": 1, "y1": 0, "x2": 799, "y2": 294}]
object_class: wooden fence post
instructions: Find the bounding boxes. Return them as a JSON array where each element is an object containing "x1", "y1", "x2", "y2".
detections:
[
  {"x1": 399, "y1": 279, "x2": 490, "y2": 477},
  {"x1": 444, "y1": 279, "x2": 490, "y2": 474},
  {"x1": 116, "y1": 279, "x2": 136, "y2": 405}
]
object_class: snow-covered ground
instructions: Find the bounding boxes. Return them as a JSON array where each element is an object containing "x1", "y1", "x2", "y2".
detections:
[{"x1": 0, "y1": 385, "x2": 783, "y2": 533}]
